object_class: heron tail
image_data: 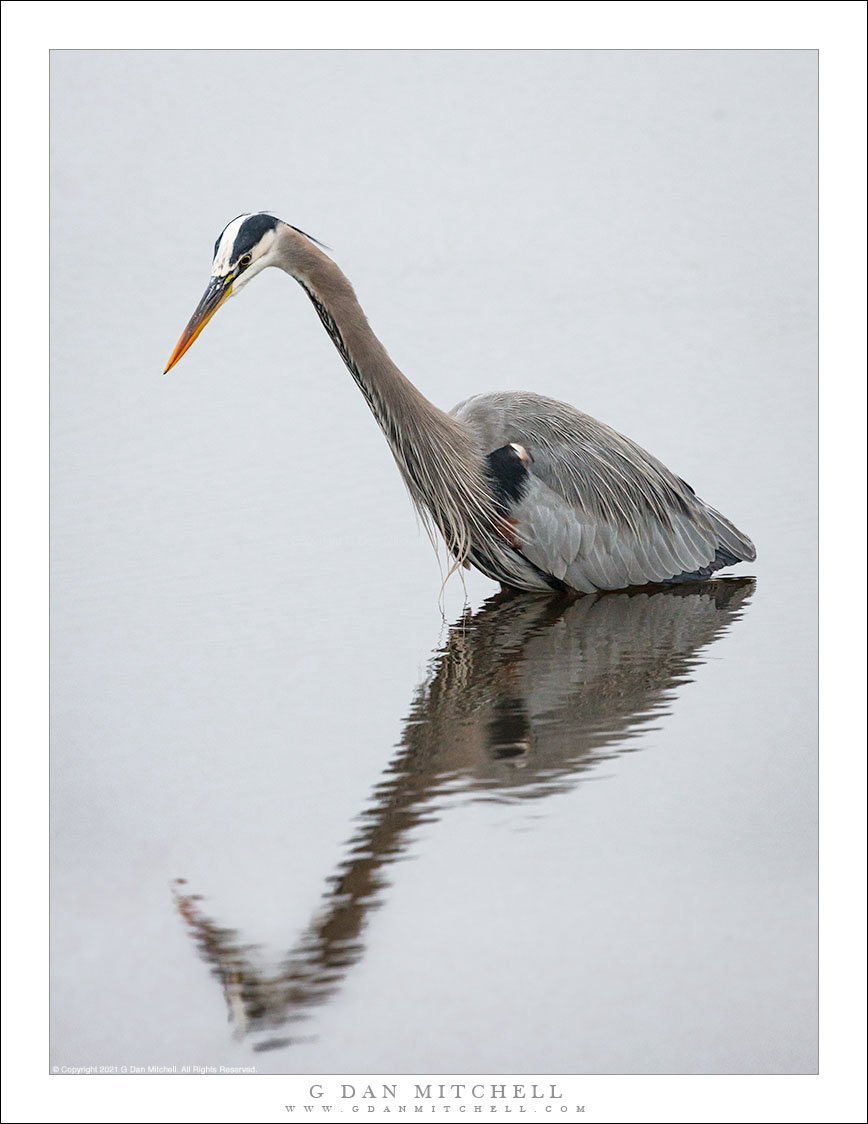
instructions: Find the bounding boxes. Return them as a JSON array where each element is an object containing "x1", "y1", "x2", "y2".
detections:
[
  {"x1": 705, "y1": 505, "x2": 757, "y2": 563},
  {"x1": 665, "y1": 505, "x2": 756, "y2": 583}
]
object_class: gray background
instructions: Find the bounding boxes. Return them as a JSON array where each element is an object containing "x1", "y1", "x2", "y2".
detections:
[{"x1": 50, "y1": 50, "x2": 816, "y2": 1073}]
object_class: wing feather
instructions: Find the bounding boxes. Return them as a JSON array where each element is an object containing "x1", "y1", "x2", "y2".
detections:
[{"x1": 451, "y1": 391, "x2": 755, "y2": 593}]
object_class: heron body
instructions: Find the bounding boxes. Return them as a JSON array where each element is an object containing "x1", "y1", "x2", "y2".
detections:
[{"x1": 166, "y1": 213, "x2": 756, "y2": 594}]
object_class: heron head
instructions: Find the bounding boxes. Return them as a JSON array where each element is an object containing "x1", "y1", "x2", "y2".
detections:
[{"x1": 164, "y1": 212, "x2": 282, "y2": 372}]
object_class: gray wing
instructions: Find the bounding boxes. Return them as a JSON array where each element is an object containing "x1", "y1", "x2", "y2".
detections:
[{"x1": 452, "y1": 391, "x2": 756, "y2": 593}]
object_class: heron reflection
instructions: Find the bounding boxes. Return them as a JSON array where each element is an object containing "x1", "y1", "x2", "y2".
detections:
[{"x1": 174, "y1": 579, "x2": 754, "y2": 1051}]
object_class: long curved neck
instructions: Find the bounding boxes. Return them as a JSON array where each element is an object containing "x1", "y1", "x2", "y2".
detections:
[
  {"x1": 275, "y1": 225, "x2": 455, "y2": 441},
  {"x1": 273, "y1": 224, "x2": 501, "y2": 565}
]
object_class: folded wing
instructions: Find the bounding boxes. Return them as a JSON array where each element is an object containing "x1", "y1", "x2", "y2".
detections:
[{"x1": 452, "y1": 391, "x2": 755, "y2": 593}]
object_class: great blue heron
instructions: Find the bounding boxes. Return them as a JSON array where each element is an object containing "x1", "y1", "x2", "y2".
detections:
[{"x1": 165, "y1": 213, "x2": 756, "y2": 593}]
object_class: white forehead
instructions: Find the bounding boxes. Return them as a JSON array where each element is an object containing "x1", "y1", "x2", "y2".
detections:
[{"x1": 211, "y1": 213, "x2": 253, "y2": 275}]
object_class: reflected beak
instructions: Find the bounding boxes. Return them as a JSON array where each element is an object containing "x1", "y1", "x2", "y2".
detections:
[{"x1": 164, "y1": 276, "x2": 233, "y2": 372}]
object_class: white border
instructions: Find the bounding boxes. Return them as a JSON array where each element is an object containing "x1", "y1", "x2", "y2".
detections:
[{"x1": 3, "y1": 3, "x2": 865, "y2": 1122}]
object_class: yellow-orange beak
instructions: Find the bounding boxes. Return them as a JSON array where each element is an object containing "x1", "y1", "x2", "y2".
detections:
[{"x1": 164, "y1": 277, "x2": 233, "y2": 372}]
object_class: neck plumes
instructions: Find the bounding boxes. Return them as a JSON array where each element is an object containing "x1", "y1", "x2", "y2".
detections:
[{"x1": 273, "y1": 225, "x2": 515, "y2": 577}]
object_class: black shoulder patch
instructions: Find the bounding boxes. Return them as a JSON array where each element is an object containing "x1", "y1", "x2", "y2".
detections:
[
  {"x1": 485, "y1": 444, "x2": 530, "y2": 507},
  {"x1": 232, "y1": 213, "x2": 280, "y2": 261}
]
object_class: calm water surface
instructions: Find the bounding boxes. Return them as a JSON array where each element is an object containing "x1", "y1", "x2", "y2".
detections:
[
  {"x1": 50, "y1": 50, "x2": 817, "y2": 1077},
  {"x1": 173, "y1": 581, "x2": 757, "y2": 1055}
]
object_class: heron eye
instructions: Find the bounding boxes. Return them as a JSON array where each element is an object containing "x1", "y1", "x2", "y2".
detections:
[{"x1": 239, "y1": 254, "x2": 253, "y2": 268}]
